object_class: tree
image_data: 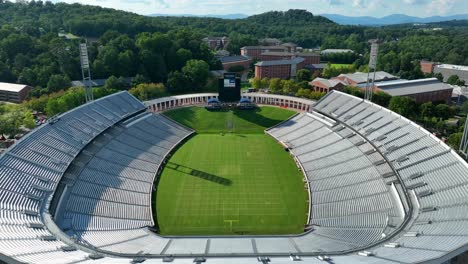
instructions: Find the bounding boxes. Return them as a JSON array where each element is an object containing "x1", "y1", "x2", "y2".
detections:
[
  {"x1": 23, "y1": 110, "x2": 36, "y2": 129},
  {"x1": 167, "y1": 71, "x2": 190, "y2": 94},
  {"x1": 269, "y1": 78, "x2": 282, "y2": 93},
  {"x1": 47, "y1": 74, "x2": 70, "y2": 92},
  {"x1": 434, "y1": 72, "x2": 444, "y2": 82},
  {"x1": 447, "y1": 132, "x2": 463, "y2": 149},
  {"x1": 435, "y1": 104, "x2": 454, "y2": 120},
  {"x1": 296, "y1": 69, "x2": 311, "y2": 82},
  {"x1": 182, "y1": 60, "x2": 210, "y2": 92},
  {"x1": 372, "y1": 91, "x2": 391, "y2": 107},
  {"x1": 343, "y1": 86, "x2": 364, "y2": 98},
  {"x1": 129, "y1": 83, "x2": 166, "y2": 101},
  {"x1": 250, "y1": 77, "x2": 262, "y2": 89},
  {"x1": 388, "y1": 96, "x2": 418, "y2": 118},
  {"x1": 175, "y1": 48, "x2": 193, "y2": 70},
  {"x1": 461, "y1": 101, "x2": 468, "y2": 115},
  {"x1": 131, "y1": 74, "x2": 150, "y2": 87},
  {"x1": 105, "y1": 76, "x2": 129, "y2": 90},
  {"x1": 447, "y1": 75, "x2": 465, "y2": 86},
  {"x1": 420, "y1": 102, "x2": 435, "y2": 119}
]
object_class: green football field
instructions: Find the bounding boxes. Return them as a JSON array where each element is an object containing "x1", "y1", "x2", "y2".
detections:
[{"x1": 156, "y1": 106, "x2": 308, "y2": 235}]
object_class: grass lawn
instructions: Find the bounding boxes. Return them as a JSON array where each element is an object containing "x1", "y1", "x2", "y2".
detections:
[
  {"x1": 163, "y1": 106, "x2": 296, "y2": 134},
  {"x1": 329, "y1": 63, "x2": 353, "y2": 69},
  {"x1": 156, "y1": 106, "x2": 308, "y2": 235}
]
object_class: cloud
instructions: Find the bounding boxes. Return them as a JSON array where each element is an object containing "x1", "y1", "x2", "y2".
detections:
[
  {"x1": 352, "y1": 0, "x2": 368, "y2": 8},
  {"x1": 402, "y1": 0, "x2": 429, "y2": 4},
  {"x1": 427, "y1": 0, "x2": 457, "y2": 15},
  {"x1": 329, "y1": 0, "x2": 344, "y2": 5}
]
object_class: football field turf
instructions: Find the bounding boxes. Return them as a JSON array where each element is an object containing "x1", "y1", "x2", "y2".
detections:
[{"x1": 156, "y1": 106, "x2": 308, "y2": 235}]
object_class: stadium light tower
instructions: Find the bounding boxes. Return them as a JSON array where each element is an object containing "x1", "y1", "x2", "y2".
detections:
[
  {"x1": 79, "y1": 41, "x2": 94, "y2": 103},
  {"x1": 364, "y1": 39, "x2": 380, "y2": 101},
  {"x1": 460, "y1": 114, "x2": 468, "y2": 159}
]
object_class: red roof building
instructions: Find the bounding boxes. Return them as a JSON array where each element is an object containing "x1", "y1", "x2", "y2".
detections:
[{"x1": 310, "y1": 78, "x2": 346, "y2": 93}]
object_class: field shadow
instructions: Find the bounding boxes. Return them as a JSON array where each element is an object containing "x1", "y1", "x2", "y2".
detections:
[
  {"x1": 163, "y1": 107, "x2": 197, "y2": 128},
  {"x1": 166, "y1": 162, "x2": 232, "y2": 186}
]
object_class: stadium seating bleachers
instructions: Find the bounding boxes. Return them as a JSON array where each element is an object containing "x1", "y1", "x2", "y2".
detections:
[{"x1": 1, "y1": 90, "x2": 468, "y2": 264}]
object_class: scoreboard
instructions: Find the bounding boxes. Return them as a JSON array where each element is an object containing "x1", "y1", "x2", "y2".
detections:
[{"x1": 218, "y1": 73, "x2": 241, "y2": 102}]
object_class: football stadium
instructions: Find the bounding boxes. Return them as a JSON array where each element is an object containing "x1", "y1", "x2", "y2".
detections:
[{"x1": 1, "y1": 90, "x2": 468, "y2": 264}]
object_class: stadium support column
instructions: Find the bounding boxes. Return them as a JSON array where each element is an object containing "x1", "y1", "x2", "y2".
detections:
[{"x1": 460, "y1": 114, "x2": 468, "y2": 159}]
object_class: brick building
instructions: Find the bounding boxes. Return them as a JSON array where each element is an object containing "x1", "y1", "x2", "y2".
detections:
[
  {"x1": 434, "y1": 64, "x2": 468, "y2": 83},
  {"x1": 297, "y1": 53, "x2": 321, "y2": 65},
  {"x1": 420, "y1": 60, "x2": 436, "y2": 74},
  {"x1": 241, "y1": 46, "x2": 289, "y2": 60},
  {"x1": 310, "y1": 78, "x2": 346, "y2": 93},
  {"x1": 203, "y1": 37, "x2": 228, "y2": 50},
  {"x1": 259, "y1": 52, "x2": 320, "y2": 65},
  {"x1": 282, "y1": 42, "x2": 298, "y2": 53},
  {"x1": 219, "y1": 56, "x2": 252, "y2": 72},
  {"x1": 334, "y1": 71, "x2": 398, "y2": 86},
  {"x1": 0, "y1": 83, "x2": 32, "y2": 103},
  {"x1": 259, "y1": 51, "x2": 296, "y2": 61},
  {"x1": 255, "y1": 57, "x2": 305, "y2": 79},
  {"x1": 419, "y1": 61, "x2": 468, "y2": 84},
  {"x1": 357, "y1": 78, "x2": 453, "y2": 103}
]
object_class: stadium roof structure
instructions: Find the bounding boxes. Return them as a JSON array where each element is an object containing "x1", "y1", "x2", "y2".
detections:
[{"x1": 1, "y1": 91, "x2": 468, "y2": 263}]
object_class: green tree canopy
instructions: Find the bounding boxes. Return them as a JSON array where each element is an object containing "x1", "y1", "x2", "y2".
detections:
[{"x1": 388, "y1": 96, "x2": 418, "y2": 118}]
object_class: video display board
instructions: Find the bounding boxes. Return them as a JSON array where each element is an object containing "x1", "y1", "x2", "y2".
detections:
[{"x1": 218, "y1": 73, "x2": 241, "y2": 102}]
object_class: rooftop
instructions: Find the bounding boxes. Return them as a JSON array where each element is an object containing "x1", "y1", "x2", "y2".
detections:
[
  {"x1": 241, "y1": 46, "x2": 288, "y2": 50},
  {"x1": 338, "y1": 71, "x2": 397, "y2": 84},
  {"x1": 255, "y1": 57, "x2": 305, "y2": 67},
  {"x1": 375, "y1": 78, "x2": 453, "y2": 96},
  {"x1": 260, "y1": 51, "x2": 295, "y2": 56},
  {"x1": 436, "y1": 64, "x2": 468, "y2": 72},
  {"x1": 0, "y1": 82, "x2": 31, "y2": 93},
  {"x1": 306, "y1": 64, "x2": 327, "y2": 69},
  {"x1": 297, "y1": 52, "x2": 320, "y2": 57},
  {"x1": 219, "y1": 55, "x2": 251, "y2": 64},
  {"x1": 321, "y1": 49, "x2": 354, "y2": 54},
  {"x1": 311, "y1": 77, "x2": 346, "y2": 88},
  {"x1": 282, "y1": 42, "x2": 297, "y2": 47}
]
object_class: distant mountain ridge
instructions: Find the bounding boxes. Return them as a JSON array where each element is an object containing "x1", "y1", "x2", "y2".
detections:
[
  {"x1": 149, "y1": 13, "x2": 248, "y2": 19},
  {"x1": 322, "y1": 13, "x2": 468, "y2": 25}
]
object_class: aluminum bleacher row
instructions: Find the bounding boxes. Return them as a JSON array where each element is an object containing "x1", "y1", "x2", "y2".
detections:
[
  {"x1": 57, "y1": 112, "x2": 194, "y2": 236},
  {"x1": 310, "y1": 90, "x2": 468, "y2": 263},
  {"x1": 0, "y1": 92, "x2": 150, "y2": 263},
  {"x1": 266, "y1": 111, "x2": 404, "y2": 248},
  {"x1": 1, "y1": 90, "x2": 468, "y2": 264}
]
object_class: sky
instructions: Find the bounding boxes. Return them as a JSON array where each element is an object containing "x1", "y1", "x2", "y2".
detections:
[{"x1": 49, "y1": 0, "x2": 468, "y2": 17}]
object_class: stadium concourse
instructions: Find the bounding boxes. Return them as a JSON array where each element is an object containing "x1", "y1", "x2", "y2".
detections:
[{"x1": 0, "y1": 91, "x2": 468, "y2": 264}]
